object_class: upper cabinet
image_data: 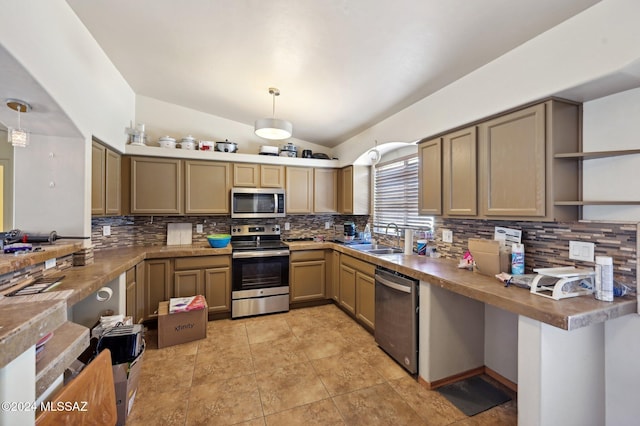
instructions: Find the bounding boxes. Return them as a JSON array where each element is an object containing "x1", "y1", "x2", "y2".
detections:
[
  {"x1": 418, "y1": 139, "x2": 442, "y2": 215},
  {"x1": 418, "y1": 99, "x2": 580, "y2": 221},
  {"x1": 314, "y1": 168, "x2": 338, "y2": 213},
  {"x1": 91, "y1": 139, "x2": 121, "y2": 216},
  {"x1": 233, "y1": 163, "x2": 284, "y2": 188},
  {"x1": 339, "y1": 166, "x2": 370, "y2": 215},
  {"x1": 124, "y1": 156, "x2": 231, "y2": 215},
  {"x1": 443, "y1": 126, "x2": 477, "y2": 216},
  {"x1": 286, "y1": 166, "x2": 314, "y2": 214},
  {"x1": 185, "y1": 161, "x2": 231, "y2": 214}
]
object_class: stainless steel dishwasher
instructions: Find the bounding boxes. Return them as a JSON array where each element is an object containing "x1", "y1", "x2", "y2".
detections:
[{"x1": 374, "y1": 267, "x2": 419, "y2": 374}]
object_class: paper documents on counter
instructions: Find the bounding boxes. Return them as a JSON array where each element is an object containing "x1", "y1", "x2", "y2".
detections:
[
  {"x1": 169, "y1": 295, "x2": 206, "y2": 313},
  {"x1": 494, "y1": 226, "x2": 521, "y2": 245}
]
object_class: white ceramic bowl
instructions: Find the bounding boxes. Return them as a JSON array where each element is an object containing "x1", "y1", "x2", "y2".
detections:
[
  {"x1": 180, "y1": 140, "x2": 196, "y2": 150},
  {"x1": 159, "y1": 139, "x2": 177, "y2": 149}
]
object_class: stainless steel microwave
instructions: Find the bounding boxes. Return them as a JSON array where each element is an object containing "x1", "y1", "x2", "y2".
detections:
[{"x1": 231, "y1": 188, "x2": 286, "y2": 218}]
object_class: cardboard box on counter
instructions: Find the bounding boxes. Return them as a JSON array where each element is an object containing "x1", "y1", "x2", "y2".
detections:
[
  {"x1": 468, "y1": 238, "x2": 511, "y2": 277},
  {"x1": 157, "y1": 298, "x2": 207, "y2": 348}
]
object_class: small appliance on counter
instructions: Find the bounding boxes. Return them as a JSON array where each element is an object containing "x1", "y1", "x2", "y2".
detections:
[
  {"x1": 344, "y1": 222, "x2": 356, "y2": 241},
  {"x1": 215, "y1": 139, "x2": 238, "y2": 152},
  {"x1": 302, "y1": 149, "x2": 312, "y2": 158}
]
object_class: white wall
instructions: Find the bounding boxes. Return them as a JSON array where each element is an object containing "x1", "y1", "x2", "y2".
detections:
[
  {"x1": 0, "y1": 0, "x2": 135, "y2": 151},
  {"x1": 484, "y1": 305, "x2": 518, "y2": 384},
  {"x1": 334, "y1": 0, "x2": 640, "y2": 165},
  {"x1": 582, "y1": 87, "x2": 640, "y2": 220},
  {"x1": 136, "y1": 96, "x2": 330, "y2": 157},
  {"x1": 14, "y1": 135, "x2": 87, "y2": 237}
]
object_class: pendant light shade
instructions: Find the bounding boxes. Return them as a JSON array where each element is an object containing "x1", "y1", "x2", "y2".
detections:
[
  {"x1": 255, "y1": 88, "x2": 292, "y2": 140},
  {"x1": 6, "y1": 99, "x2": 31, "y2": 148}
]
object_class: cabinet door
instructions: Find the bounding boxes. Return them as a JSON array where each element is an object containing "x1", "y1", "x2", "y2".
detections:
[
  {"x1": 339, "y1": 264, "x2": 356, "y2": 315},
  {"x1": 331, "y1": 251, "x2": 340, "y2": 302},
  {"x1": 105, "y1": 149, "x2": 121, "y2": 215},
  {"x1": 173, "y1": 270, "x2": 203, "y2": 298},
  {"x1": 260, "y1": 165, "x2": 285, "y2": 188},
  {"x1": 185, "y1": 161, "x2": 231, "y2": 214},
  {"x1": 286, "y1": 167, "x2": 314, "y2": 214},
  {"x1": 443, "y1": 127, "x2": 477, "y2": 216},
  {"x1": 204, "y1": 267, "x2": 231, "y2": 313},
  {"x1": 479, "y1": 103, "x2": 546, "y2": 217},
  {"x1": 144, "y1": 259, "x2": 172, "y2": 318},
  {"x1": 233, "y1": 163, "x2": 259, "y2": 187},
  {"x1": 91, "y1": 142, "x2": 106, "y2": 215},
  {"x1": 314, "y1": 168, "x2": 338, "y2": 213},
  {"x1": 418, "y1": 138, "x2": 442, "y2": 215},
  {"x1": 290, "y1": 260, "x2": 326, "y2": 302},
  {"x1": 125, "y1": 267, "x2": 136, "y2": 321},
  {"x1": 131, "y1": 157, "x2": 182, "y2": 214},
  {"x1": 356, "y1": 272, "x2": 375, "y2": 330},
  {"x1": 340, "y1": 166, "x2": 354, "y2": 214}
]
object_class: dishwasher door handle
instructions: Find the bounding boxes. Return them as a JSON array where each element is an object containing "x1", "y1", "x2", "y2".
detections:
[{"x1": 375, "y1": 275, "x2": 412, "y2": 294}]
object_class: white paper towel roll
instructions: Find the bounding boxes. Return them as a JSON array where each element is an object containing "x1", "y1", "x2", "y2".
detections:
[
  {"x1": 96, "y1": 286, "x2": 113, "y2": 302},
  {"x1": 404, "y1": 230, "x2": 414, "y2": 254}
]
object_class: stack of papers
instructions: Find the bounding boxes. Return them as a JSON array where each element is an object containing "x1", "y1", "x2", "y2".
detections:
[{"x1": 169, "y1": 295, "x2": 206, "y2": 313}]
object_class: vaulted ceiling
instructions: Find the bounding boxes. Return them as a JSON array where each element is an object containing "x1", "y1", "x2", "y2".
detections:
[{"x1": 66, "y1": 0, "x2": 600, "y2": 147}]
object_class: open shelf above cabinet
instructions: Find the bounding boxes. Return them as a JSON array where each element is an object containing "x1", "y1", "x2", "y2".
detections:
[
  {"x1": 554, "y1": 149, "x2": 640, "y2": 159},
  {"x1": 555, "y1": 200, "x2": 640, "y2": 206}
]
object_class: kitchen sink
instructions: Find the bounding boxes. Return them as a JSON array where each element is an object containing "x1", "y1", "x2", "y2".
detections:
[
  {"x1": 366, "y1": 248, "x2": 404, "y2": 255},
  {"x1": 348, "y1": 244, "x2": 403, "y2": 255}
]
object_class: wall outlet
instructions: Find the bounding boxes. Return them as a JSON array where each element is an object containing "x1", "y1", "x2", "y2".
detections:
[
  {"x1": 196, "y1": 224, "x2": 204, "y2": 233},
  {"x1": 284, "y1": 222, "x2": 290, "y2": 230},
  {"x1": 442, "y1": 229, "x2": 453, "y2": 243},
  {"x1": 569, "y1": 241, "x2": 595, "y2": 262},
  {"x1": 102, "y1": 225, "x2": 111, "y2": 237},
  {"x1": 325, "y1": 221, "x2": 331, "y2": 229},
  {"x1": 45, "y1": 258, "x2": 56, "y2": 270}
]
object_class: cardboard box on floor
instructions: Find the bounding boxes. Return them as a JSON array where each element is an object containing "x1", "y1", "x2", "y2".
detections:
[
  {"x1": 112, "y1": 342, "x2": 144, "y2": 426},
  {"x1": 468, "y1": 238, "x2": 511, "y2": 277},
  {"x1": 157, "y1": 299, "x2": 207, "y2": 348}
]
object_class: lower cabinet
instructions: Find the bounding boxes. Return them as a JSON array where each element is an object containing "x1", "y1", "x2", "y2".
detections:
[
  {"x1": 356, "y1": 273, "x2": 375, "y2": 329},
  {"x1": 173, "y1": 256, "x2": 232, "y2": 314},
  {"x1": 290, "y1": 250, "x2": 327, "y2": 303},
  {"x1": 125, "y1": 264, "x2": 145, "y2": 323},
  {"x1": 141, "y1": 255, "x2": 231, "y2": 320},
  {"x1": 339, "y1": 254, "x2": 376, "y2": 330},
  {"x1": 144, "y1": 259, "x2": 172, "y2": 319}
]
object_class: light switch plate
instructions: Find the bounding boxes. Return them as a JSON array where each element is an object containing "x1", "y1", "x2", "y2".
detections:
[
  {"x1": 569, "y1": 241, "x2": 595, "y2": 262},
  {"x1": 102, "y1": 225, "x2": 111, "y2": 236},
  {"x1": 284, "y1": 222, "x2": 291, "y2": 231},
  {"x1": 442, "y1": 229, "x2": 453, "y2": 243},
  {"x1": 325, "y1": 222, "x2": 331, "y2": 229},
  {"x1": 196, "y1": 224, "x2": 204, "y2": 233}
]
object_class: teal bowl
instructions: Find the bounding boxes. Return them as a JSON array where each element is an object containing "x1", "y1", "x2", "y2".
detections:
[{"x1": 207, "y1": 234, "x2": 231, "y2": 248}]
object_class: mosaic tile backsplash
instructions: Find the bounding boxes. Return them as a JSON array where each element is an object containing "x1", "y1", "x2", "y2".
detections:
[{"x1": 91, "y1": 215, "x2": 637, "y2": 294}]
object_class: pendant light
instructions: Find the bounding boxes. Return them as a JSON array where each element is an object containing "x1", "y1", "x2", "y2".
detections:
[
  {"x1": 255, "y1": 87, "x2": 293, "y2": 140},
  {"x1": 6, "y1": 99, "x2": 31, "y2": 147}
]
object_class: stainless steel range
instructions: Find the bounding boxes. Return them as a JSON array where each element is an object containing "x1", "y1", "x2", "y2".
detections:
[{"x1": 231, "y1": 224, "x2": 290, "y2": 319}]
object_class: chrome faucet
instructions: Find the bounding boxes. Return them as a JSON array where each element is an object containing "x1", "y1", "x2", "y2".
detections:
[{"x1": 385, "y1": 223, "x2": 400, "y2": 248}]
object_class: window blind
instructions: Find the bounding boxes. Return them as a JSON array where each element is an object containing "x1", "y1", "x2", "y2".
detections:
[{"x1": 373, "y1": 154, "x2": 433, "y2": 233}]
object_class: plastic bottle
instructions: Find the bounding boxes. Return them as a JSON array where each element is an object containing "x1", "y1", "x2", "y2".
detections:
[
  {"x1": 363, "y1": 223, "x2": 371, "y2": 243},
  {"x1": 511, "y1": 243, "x2": 525, "y2": 275},
  {"x1": 595, "y1": 256, "x2": 614, "y2": 302}
]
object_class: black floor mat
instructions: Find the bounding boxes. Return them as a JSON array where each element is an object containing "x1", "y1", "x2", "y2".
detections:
[{"x1": 437, "y1": 376, "x2": 512, "y2": 417}]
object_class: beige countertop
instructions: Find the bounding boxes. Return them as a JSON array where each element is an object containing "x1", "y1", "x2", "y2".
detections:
[
  {"x1": 287, "y1": 241, "x2": 638, "y2": 331},
  {"x1": 1, "y1": 240, "x2": 635, "y2": 369}
]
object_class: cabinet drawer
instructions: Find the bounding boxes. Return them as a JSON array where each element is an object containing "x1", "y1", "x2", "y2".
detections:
[
  {"x1": 174, "y1": 255, "x2": 230, "y2": 270},
  {"x1": 341, "y1": 254, "x2": 375, "y2": 276},
  {"x1": 290, "y1": 250, "x2": 326, "y2": 262}
]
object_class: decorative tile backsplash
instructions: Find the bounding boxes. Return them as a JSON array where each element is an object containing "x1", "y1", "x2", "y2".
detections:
[{"x1": 91, "y1": 215, "x2": 637, "y2": 293}]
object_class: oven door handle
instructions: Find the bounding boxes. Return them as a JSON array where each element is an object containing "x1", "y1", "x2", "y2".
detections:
[{"x1": 232, "y1": 250, "x2": 290, "y2": 259}]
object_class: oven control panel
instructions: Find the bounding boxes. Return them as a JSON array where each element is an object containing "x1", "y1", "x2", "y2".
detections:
[{"x1": 231, "y1": 224, "x2": 280, "y2": 236}]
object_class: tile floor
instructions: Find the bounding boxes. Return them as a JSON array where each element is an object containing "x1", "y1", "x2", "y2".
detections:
[{"x1": 127, "y1": 304, "x2": 517, "y2": 425}]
